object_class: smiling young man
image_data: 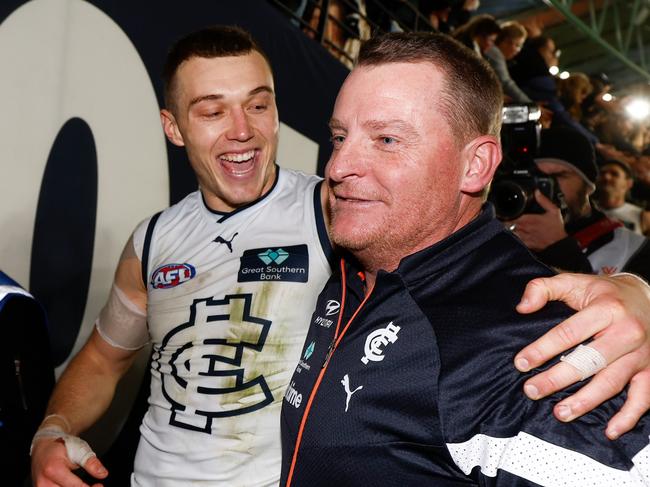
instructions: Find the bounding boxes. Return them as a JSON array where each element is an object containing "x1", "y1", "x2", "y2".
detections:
[
  {"x1": 29, "y1": 26, "x2": 650, "y2": 487},
  {"x1": 29, "y1": 26, "x2": 333, "y2": 487}
]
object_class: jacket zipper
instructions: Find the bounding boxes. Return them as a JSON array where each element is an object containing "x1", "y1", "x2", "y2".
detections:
[{"x1": 285, "y1": 259, "x2": 374, "y2": 486}]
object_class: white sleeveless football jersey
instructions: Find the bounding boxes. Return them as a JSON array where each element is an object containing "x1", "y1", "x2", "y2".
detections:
[{"x1": 131, "y1": 168, "x2": 333, "y2": 486}]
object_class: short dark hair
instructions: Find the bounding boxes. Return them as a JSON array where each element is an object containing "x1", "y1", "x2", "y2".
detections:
[
  {"x1": 357, "y1": 32, "x2": 503, "y2": 144},
  {"x1": 163, "y1": 25, "x2": 272, "y2": 112},
  {"x1": 464, "y1": 14, "x2": 501, "y2": 39},
  {"x1": 496, "y1": 21, "x2": 527, "y2": 45},
  {"x1": 601, "y1": 158, "x2": 633, "y2": 179}
]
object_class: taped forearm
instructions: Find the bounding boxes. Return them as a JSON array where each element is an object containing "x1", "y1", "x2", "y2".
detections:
[{"x1": 96, "y1": 284, "x2": 149, "y2": 350}]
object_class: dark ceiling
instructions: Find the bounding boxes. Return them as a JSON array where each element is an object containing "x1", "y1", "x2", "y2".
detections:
[{"x1": 478, "y1": 0, "x2": 650, "y2": 94}]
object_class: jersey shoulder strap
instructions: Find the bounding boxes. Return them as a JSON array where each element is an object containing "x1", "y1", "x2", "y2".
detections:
[{"x1": 141, "y1": 211, "x2": 162, "y2": 289}]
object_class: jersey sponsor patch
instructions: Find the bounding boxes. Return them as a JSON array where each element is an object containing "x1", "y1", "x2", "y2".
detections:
[
  {"x1": 295, "y1": 341, "x2": 315, "y2": 374},
  {"x1": 284, "y1": 380, "x2": 303, "y2": 409},
  {"x1": 151, "y1": 263, "x2": 196, "y2": 289},
  {"x1": 238, "y1": 244, "x2": 309, "y2": 283}
]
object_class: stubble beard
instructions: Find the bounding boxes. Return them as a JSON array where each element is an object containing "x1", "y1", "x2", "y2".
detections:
[{"x1": 329, "y1": 207, "x2": 393, "y2": 272}]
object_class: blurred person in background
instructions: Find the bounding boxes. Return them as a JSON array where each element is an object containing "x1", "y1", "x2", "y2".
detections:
[
  {"x1": 511, "y1": 35, "x2": 599, "y2": 144},
  {"x1": 446, "y1": 0, "x2": 480, "y2": 32},
  {"x1": 485, "y1": 20, "x2": 532, "y2": 103},
  {"x1": 510, "y1": 126, "x2": 650, "y2": 279},
  {"x1": 452, "y1": 13, "x2": 500, "y2": 56},
  {"x1": 419, "y1": 0, "x2": 453, "y2": 33},
  {"x1": 596, "y1": 158, "x2": 650, "y2": 236},
  {"x1": 558, "y1": 72, "x2": 593, "y2": 125},
  {"x1": 581, "y1": 72, "x2": 612, "y2": 128}
]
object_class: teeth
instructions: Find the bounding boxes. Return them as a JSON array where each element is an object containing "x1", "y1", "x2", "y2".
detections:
[{"x1": 220, "y1": 150, "x2": 255, "y2": 163}]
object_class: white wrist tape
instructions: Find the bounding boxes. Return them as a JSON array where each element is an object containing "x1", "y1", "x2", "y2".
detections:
[
  {"x1": 560, "y1": 344, "x2": 607, "y2": 381},
  {"x1": 41, "y1": 413, "x2": 71, "y2": 432},
  {"x1": 30, "y1": 426, "x2": 97, "y2": 467}
]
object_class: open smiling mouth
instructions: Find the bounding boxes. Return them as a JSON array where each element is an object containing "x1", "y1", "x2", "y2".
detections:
[{"x1": 219, "y1": 149, "x2": 257, "y2": 176}]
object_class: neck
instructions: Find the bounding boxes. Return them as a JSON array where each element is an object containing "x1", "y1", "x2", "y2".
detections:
[
  {"x1": 354, "y1": 201, "x2": 482, "y2": 294},
  {"x1": 598, "y1": 193, "x2": 625, "y2": 209}
]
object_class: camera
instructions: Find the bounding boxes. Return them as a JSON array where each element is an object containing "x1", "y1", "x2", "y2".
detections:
[{"x1": 489, "y1": 104, "x2": 566, "y2": 220}]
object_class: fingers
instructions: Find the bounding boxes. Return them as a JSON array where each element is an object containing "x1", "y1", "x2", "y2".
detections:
[
  {"x1": 61, "y1": 435, "x2": 108, "y2": 480},
  {"x1": 521, "y1": 361, "x2": 582, "y2": 400},
  {"x1": 516, "y1": 273, "x2": 590, "y2": 315},
  {"x1": 83, "y1": 456, "x2": 108, "y2": 480},
  {"x1": 517, "y1": 274, "x2": 648, "y2": 369},
  {"x1": 515, "y1": 303, "x2": 613, "y2": 372},
  {"x1": 519, "y1": 314, "x2": 647, "y2": 396},
  {"x1": 32, "y1": 436, "x2": 106, "y2": 487},
  {"x1": 533, "y1": 189, "x2": 556, "y2": 211},
  {"x1": 605, "y1": 368, "x2": 650, "y2": 440},
  {"x1": 514, "y1": 271, "x2": 650, "y2": 436},
  {"x1": 525, "y1": 350, "x2": 649, "y2": 434},
  {"x1": 35, "y1": 450, "x2": 92, "y2": 487},
  {"x1": 547, "y1": 352, "x2": 641, "y2": 420},
  {"x1": 62, "y1": 436, "x2": 95, "y2": 469},
  {"x1": 40, "y1": 464, "x2": 92, "y2": 487}
]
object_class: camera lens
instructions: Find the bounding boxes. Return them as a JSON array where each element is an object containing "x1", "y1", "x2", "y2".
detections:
[{"x1": 490, "y1": 180, "x2": 529, "y2": 220}]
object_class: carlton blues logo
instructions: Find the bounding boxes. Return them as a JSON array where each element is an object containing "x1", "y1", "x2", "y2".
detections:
[{"x1": 153, "y1": 293, "x2": 273, "y2": 434}]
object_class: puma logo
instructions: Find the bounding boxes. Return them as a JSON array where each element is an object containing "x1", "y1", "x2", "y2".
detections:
[
  {"x1": 341, "y1": 374, "x2": 363, "y2": 412},
  {"x1": 213, "y1": 233, "x2": 238, "y2": 253}
]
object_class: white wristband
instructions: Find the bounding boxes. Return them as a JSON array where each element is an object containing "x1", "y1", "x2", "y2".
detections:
[{"x1": 40, "y1": 413, "x2": 71, "y2": 433}]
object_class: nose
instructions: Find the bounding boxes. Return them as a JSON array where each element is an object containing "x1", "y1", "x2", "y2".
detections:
[
  {"x1": 326, "y1": 137, "x2": 364, "y2": 184},
  {"x1": 226, "y1": 107, "x2": 253, "y2": 142}
]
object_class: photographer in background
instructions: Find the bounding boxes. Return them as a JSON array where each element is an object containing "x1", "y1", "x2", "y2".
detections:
[{"x1": 509, "y1": 126, "x2": 650, "y2": 278}]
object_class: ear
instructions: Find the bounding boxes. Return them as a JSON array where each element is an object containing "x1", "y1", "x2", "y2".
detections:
[
  {"x1": 160, "y1": 109, "x2": 185, "y2": 147},
  {"x1": 459, "y1": 135, "x2": 502, "y2": 194}
]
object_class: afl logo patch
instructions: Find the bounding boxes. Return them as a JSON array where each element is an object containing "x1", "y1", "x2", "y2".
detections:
[{"x1": 151, "y1": 263, "x2": 196, "y2": 289}]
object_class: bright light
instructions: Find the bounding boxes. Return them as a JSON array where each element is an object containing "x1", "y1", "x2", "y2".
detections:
[
  {"x1": 625, "y1": 98, "x2": 650, "y2": 120},
  {"x1": 602, "y1": 93, "x2": 613, "y2": 102},
  {"x1": 559, "y1": 71, "x2": 570, "y2": 80},
  {"x1": 549, "y1": 65, "x2": 559, "y2": 76}
]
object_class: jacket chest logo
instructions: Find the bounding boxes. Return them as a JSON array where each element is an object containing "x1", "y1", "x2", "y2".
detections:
[{"x1": 361, "y1": 321, "x2": 401, "y2": 365}]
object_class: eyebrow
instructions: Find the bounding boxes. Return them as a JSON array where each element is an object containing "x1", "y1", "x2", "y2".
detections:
[
  {"x1": 188, "y1": 85, "x2": 274, "y2": 109},
  {"x1": 328, "y1": 118, "x2": 418, "y2": 136},
  {"x1": 363, "y1": 119, "x2": 418, "y2": 136},
  {"x1": 328, "y1": 118, "x2": 346, "y2": 131}
]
